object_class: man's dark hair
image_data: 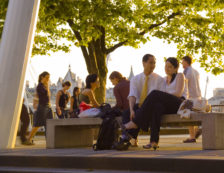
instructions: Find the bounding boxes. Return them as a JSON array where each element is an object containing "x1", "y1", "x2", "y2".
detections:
[
  {"x1": 142, "y1": 54, "x2": 155, "y2": 62},
  {"x1": 182, "y1": 55, "x2": 192, "y2": 65}
]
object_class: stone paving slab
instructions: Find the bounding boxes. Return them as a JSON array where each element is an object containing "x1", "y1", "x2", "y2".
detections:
[
  {"x1": 0, "y1": 166, "x2": 161, "y2": 173},
  {"x1": 0, "y1": 135, "x2": 223, "y2": 161}
]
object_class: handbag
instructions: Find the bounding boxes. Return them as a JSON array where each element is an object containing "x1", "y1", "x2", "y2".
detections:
[
  {"x1": 178, "y1": 99, "x2": 211, "y2": 119},
  {"x1": 78, "y1": 108, "x2": 101, "y2": 118}
]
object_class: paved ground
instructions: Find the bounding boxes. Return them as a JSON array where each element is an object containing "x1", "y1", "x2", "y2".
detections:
[
  {"x1": 14, "y1": 134, "x2": 202, "y2": 150},
  {"x1": 0, "y1": 134, "x2": 223, "y2": 160},
  {"x1": 0, "y1": 167, "x2": 164, "y2": 173},
  {"x1": 1, "y1": 135, "x2": 224, "y2": 173}
]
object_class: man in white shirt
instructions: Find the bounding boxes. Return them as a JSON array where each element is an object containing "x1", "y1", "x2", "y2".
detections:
[
  {"x1": 116, "y1": 54, "x2": 164, "y2": 150},
  {"x1": 182, "y1": 55, "x2": 202, "y2": 143}
]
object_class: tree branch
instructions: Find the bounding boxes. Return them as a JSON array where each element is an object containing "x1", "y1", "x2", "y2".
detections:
[
  {"x1": 67, "y1": 19, "x2": 91, "y2": 69},
  {"x1": 139, "y1": 11, "x2": 181, "y2": 35},
  {"x1": 106, "y1": 12, "x2": 181, "y2": 54},
  {"x1": 106, "y1": 41, "x2": 128, "y2": 54},
  {"x1": 67, "y1": 19, "x2": 82, "y2": 42}
]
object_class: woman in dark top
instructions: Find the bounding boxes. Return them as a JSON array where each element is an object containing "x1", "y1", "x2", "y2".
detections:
[
  {"x1": 70, "y1": 87, "x2": 80, "y2": 117},
  {"x1": 109, "y1": 71, "x2": 135, "y2": 145},
  {"x1": 109, "y1": 71, "x2": 130, "y2": 111},
  {"x1": 79, "y1": 74, "x2": 100, "y2": 108},
  {"x1": 56, "y1": 81, "x2": 71, "y2": 119},
  {"x1": 25, "y1": 71, "x2": 53, "y2": 145}
]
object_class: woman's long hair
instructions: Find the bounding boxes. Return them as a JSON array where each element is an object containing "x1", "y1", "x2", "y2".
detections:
[
  {"x1": 85, "y1": 74, "x2": 98, "y2": 89},
  {"x1": 109, "y1": 71, "x2": 126, "y2": 82},
  {"x1": 73, "y1": 87, "x2": 79, "y2": 97},
  {"x1": 38, "y1": 71, "x2": 50, "y2": 83}
]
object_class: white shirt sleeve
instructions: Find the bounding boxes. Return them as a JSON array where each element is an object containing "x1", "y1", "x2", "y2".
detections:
[{"x1": 128, "y1": 76, "x2": 139, "y2": 99}]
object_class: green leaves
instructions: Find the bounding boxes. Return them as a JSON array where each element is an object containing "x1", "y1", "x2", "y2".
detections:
[{"x1": 0, "y1": 0, "x2": 8, "y2": 38}]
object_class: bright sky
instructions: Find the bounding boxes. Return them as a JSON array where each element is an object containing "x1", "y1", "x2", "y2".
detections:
[{"x1": 26, "y1": 37, "x2": 224, "y2": 99}]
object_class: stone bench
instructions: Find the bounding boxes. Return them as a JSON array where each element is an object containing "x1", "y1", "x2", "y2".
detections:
[
  {"x1": 46, "y1": 112, "x2": 224, "y2": 150},
  {"x1": 161, "y1": 113, "x2": 224, "y2": 150},
  {"x1": 46, "y1": 118, "x2": 102, "y2": 148}
]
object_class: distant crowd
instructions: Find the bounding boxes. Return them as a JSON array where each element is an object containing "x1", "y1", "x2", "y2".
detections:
[{"x1": 19, "y1": 54, "x2": 202, "y2": 150}]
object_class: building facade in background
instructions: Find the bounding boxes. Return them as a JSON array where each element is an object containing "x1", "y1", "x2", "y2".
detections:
[
  {"x1": 208, "y1": 88, "x2": 224, "y2": 112},
  {"x1": 56, "y1": 65, "x2": 85, "y2": 96}
]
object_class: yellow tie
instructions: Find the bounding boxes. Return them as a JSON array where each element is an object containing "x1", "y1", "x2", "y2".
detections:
[{"x1": 139, "y1": 76, "x2": 149, "y2": 107}]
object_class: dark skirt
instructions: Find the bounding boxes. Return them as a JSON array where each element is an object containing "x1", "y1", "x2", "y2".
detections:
[{"x1": 33, "y1": 104, "x2": 53, "y2": 127}]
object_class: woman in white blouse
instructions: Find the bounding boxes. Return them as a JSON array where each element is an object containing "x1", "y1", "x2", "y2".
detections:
[
  {"x1": 164, "y1": 57, "x2": 188, "y2": 99},
  {"x1": 120, "y1": 57, "x2": 187, "y2": 150}
]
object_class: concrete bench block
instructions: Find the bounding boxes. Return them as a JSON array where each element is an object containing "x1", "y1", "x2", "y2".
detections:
[
  {"x1": 201, "y1": 113, "x2": 224, "y2": 150},
  {"x1": 46, "y1": 113, "x2": 224, "y2": 150},
  {"x1": 46, "y1": 118, "x2": 102, "y2": 148},
  {"x1": 54, "y1": 126, "x2": 94, "y2": 148}
]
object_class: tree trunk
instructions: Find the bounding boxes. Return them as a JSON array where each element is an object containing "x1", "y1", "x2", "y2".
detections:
[
  {"x1": 80, "y1": 41, "x2": 108, "y2": 104},
  {"x1": 87, "y1": 54, "x2": 107, "y2": 104},
  {"x1": 95, "y1": 69, "x2": 107, "y2": 104}
]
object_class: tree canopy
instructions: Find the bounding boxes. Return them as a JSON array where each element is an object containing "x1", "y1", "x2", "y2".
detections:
[
  {"x1": 1, "y1": 0, "x2": 224, "y2": 101},
  {"x1": 38, "y1": 0, "x2": 224, "y2": 74}
]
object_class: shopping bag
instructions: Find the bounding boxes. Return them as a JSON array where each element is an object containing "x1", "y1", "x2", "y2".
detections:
[{"x1": 78, "y1": 108, "x2": 101, "y2": 118}]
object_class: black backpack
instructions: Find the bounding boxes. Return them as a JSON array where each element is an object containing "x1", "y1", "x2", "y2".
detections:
[{"x1": 93, "y1": 104, "x2": 122, "y2": 151}]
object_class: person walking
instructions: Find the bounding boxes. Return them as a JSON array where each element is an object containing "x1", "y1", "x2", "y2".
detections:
[{"x1": 25, "y1": 71, "x2": 53, "y2": 145}]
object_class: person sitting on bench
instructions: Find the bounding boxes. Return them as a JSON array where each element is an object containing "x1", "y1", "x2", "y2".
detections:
[
  {"x1": 109, "y1": 71, "x2": 130, "y2": 112},
  {"x1": 117, "y1": 57, "x2": 188, "y2": 150},
  {"x1": 79, "y1": 74, "x2": 100, "y2": 108},
  {"x1": 116, "y1": 54, "x2": 164, "y2": 150}
]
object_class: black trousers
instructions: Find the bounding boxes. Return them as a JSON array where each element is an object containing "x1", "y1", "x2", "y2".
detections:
[
  {"x1": 20, "y1": 104, "x2": 30, "y2": 142},
  {"x1": 122, "y1": 104, "x2": 140, "y2": 139},
  {"x1": 132, "y1": 90, "x2": 183, "y2": 143}
]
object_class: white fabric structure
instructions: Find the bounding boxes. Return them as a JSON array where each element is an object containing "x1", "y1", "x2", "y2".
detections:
[{"x1": 0, "y1": 0, "x2": 40, "y2": 148}]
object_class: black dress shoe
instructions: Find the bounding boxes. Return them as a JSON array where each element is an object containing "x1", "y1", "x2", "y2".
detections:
[{"x1": 114, "y1": 137, "x2": 131, "y2": 151}]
